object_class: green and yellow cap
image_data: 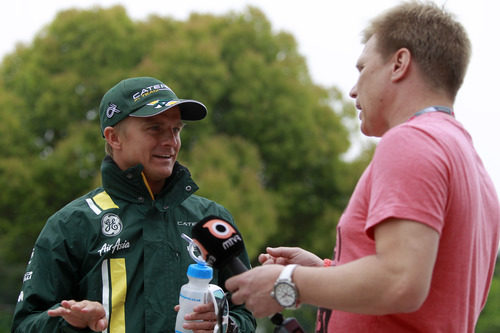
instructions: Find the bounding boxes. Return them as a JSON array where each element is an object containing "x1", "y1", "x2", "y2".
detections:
[{"x1": 99, "y1": 77, "x2": 207, "y2": 135}]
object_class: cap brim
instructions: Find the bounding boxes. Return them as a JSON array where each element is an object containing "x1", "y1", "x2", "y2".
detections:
[{"x1": 130, "y1": 99, "x2": 207, "y2": 121}]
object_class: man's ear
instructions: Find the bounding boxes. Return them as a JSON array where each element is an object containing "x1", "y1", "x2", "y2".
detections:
[
  {"x1": 391, "y1": 48, "x2": 411, "y2": 82},
  {"x1": 103, "y1": 126, "x2": 122, "y2": 151}
]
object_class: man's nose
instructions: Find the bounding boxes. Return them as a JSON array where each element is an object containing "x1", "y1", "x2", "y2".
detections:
[{"x1": 349, "y1": 84, "x2": 357, "y2": 99}]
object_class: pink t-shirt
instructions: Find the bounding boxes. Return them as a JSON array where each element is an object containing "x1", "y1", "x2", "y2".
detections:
[{"x1": 317, "y1": 112, "x2": 500, "y2": 332}]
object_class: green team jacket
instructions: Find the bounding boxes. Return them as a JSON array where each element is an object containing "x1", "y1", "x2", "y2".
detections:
[{"x1": 11, "y1": 156, "x2": 256, "y2": 333}]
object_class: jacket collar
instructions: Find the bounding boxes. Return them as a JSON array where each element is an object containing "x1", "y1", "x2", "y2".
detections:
[{"x1": 101, "y1": 156, "x2": 199, "y2": 209}]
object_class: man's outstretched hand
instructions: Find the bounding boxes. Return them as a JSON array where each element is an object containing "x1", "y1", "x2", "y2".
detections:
[{"x1": 48, "y1": 300, "x2": 108, "y2": 332}]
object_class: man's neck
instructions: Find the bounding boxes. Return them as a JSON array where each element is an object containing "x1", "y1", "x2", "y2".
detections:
[{"x1": 387, "y1": 87, "x2": 454, "y2": 130}]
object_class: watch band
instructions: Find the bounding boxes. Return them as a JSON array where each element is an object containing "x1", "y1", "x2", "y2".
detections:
[{"x1": 279, "y1": 264, "x2": 298, "y2": 281}]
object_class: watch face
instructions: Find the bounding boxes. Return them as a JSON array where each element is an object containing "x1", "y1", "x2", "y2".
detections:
[{"x1": 274, "y1": 282, "x2": 296, "y2": 307}]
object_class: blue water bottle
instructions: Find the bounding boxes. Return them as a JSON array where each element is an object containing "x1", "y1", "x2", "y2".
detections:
[{"x1": 175, "y1": 261, "x2": 213, "y2": 333}]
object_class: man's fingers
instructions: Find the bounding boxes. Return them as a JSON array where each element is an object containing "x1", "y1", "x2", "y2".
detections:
[
  {"x1": 193, "y1": 302, "x2": 215, "y2": 313},
  {"x1": 225, "y1": 275, "x2": 238, "y2": 293},
  {"x1": 258, "y1": 253, "x2": 270, "y2": 263},
  {"x1": 185, "y1": 311, "x2": 217, "y2": 321},
  {"x1": 46, "y1": 300, "x2": 108, "y2": 332},
  {"x1": 47, "y1": 307, "x2": 69, "y2": 317},
  {"x1": 227, "y1": 287, "x2": 245, "y2": 305},
  {"x1": 183, "y1": 319, "x2": 215, "y2": 332},
  {"x1": 267, "y1": 246, "x2": 299, "y2": 259},
  {"x1": 181, "y1": 312, "x2": 217, "y2": 332},
  {"x1": 91, "y1": 318, "x2": 108, "y2": 331},
  {"x1": 70, "y1": 302, "x2": 86, "y2": 312},
  {"x1": 60, "y1": 300, "x2": 76, "y2": 309},
  {"x1": 258, "y1": 253, "x2": 275, "y2": 265},
  {"x1": 265, "y1": 247, "x2": 283, "y2": 256}
]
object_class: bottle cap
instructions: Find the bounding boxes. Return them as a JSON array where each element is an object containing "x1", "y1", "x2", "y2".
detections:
[{"x1": 187, "y1": 262, "x2": 213, "y2": 280}]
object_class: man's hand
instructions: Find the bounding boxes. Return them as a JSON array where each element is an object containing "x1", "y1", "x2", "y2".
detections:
[
  {"x1": 259, "y1": 247, "x2": 323, "y2": 267},
  {"x1": 174, "y1": 302, "x2": 218, "y2": 333},
  {"x1": 225, "y1": 264, "x2": 284, "y2": 318},
  {"x1": 47, "y1": 300, "x2": 107, "y2": 332}
]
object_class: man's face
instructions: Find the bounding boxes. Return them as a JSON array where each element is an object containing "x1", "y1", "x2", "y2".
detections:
[
  {"x1": 349, "y1": 35, "x2": 392, "y2": 137},
  {"x1": 113, "y1": 106, "x2": 184, "y2": 190}
]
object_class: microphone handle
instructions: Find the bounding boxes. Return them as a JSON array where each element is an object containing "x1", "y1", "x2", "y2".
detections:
[
  {"x1": 227, "y1": 257, "x2": 249, "y2": 275},
  {"x1": 270, "y1": 312, "x2": 284, "y2": 325}
]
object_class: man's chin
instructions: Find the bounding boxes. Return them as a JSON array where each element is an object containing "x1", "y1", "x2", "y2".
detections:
[
  {"x1": 360, "y1": 123, "x2": 369, "y2": 136},
  {"x1": 143, "y1": 169, "x2": 174, "y2": 182}
]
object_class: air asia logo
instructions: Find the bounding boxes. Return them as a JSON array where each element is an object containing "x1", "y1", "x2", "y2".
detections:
[
  {"x1": 101, "y1": 213, "x2": 123, "y2": 237},
  {"x1": 106, "y1": 103, "x2": 121, "y2": 119},
  {"x1": 203, "y1": 219, "x2": 242, "y2": 250},
  {"x1": 98, "y1": 238, "x2": 130, "y2": 256},
  {"x1": 132, "y1": 84, "x2": 172, "y2": 101},
  {"x1": 147, "y1": 99, "x2": 179, "y2": 109}
]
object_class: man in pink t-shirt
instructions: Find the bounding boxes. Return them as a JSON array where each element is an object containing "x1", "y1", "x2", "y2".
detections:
[
  {"x1": 226, "y1": 3, "x2": 500, "y2": 332},
  {"x1": 319, "y1": 111, "x2": 500, "y2": 332}
]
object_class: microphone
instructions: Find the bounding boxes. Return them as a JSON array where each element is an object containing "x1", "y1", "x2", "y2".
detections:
[
  {"x1": 191, "y1": 216, "x2": 305, "y2": 333},
  {"x1": 191, "y1": 215, "x2": 247, "y2": 275}
]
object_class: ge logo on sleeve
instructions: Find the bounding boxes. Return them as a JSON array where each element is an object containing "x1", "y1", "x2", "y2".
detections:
[{"x1": 101, "y1": 213, "x2": 123, "y2": 237}]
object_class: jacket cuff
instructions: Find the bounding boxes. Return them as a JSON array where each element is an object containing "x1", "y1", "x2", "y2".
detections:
[
  {"x1": 60, "y1": 321, "x2": 93, "y2": 333},
  {"x1": 228, "y1": 315, "x2": 240, "y2": 333}
]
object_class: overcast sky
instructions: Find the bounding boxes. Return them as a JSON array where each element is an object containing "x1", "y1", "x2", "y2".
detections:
[{"x1": 2, "y1": 0, "x2": 499, "y2": 194}]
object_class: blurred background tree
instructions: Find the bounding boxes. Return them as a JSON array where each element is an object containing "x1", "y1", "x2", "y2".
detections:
[{"x1": 0, "y1": 5, "x2": 497, "y2": 332}]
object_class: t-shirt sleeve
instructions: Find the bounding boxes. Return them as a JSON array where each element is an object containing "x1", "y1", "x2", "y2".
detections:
[{"x1": 365, "y1": 125, "x2": 449, "y2": 238}]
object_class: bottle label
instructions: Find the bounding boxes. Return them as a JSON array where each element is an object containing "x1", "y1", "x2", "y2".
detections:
[{"x1": 179, "y1": 293, "x2": 202, "y2": 302}]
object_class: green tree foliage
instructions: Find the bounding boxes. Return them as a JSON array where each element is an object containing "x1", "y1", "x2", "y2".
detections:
[
  {"x1": 476, "y1": 259, "x2": 500, "y2": 332},
  {"x1": 0, "y1": 4, "x2": 371, "y2": 327},
  {"x1": 0, "y1": 5, "x2": 498, "y2": 332},
  {"x1": 182, "y1": 135, "x2": 277, "y2": 260}
]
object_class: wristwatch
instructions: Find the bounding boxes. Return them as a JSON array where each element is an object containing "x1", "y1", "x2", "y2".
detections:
[{"x1": 271, "y1": 264, "x2": 299, "y2": 308}]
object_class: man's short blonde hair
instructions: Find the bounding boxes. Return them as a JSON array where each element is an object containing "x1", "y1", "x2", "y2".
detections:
[
  {"x1": 362, "y1": 1, "x2": 471, "y2": 99},
  {"x1": 104, "y1": 121, "x2": 126, "y2": 157}
]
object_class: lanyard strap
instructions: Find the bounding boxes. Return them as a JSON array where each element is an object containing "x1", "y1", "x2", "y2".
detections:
[{"x1": 411, "y1": 105, "x2": 454, "y2": 119}]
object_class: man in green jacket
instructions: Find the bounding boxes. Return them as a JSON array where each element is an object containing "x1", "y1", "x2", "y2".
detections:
[{"x1": 11, "y1": 77, "x2": 256, "y2": 333}]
